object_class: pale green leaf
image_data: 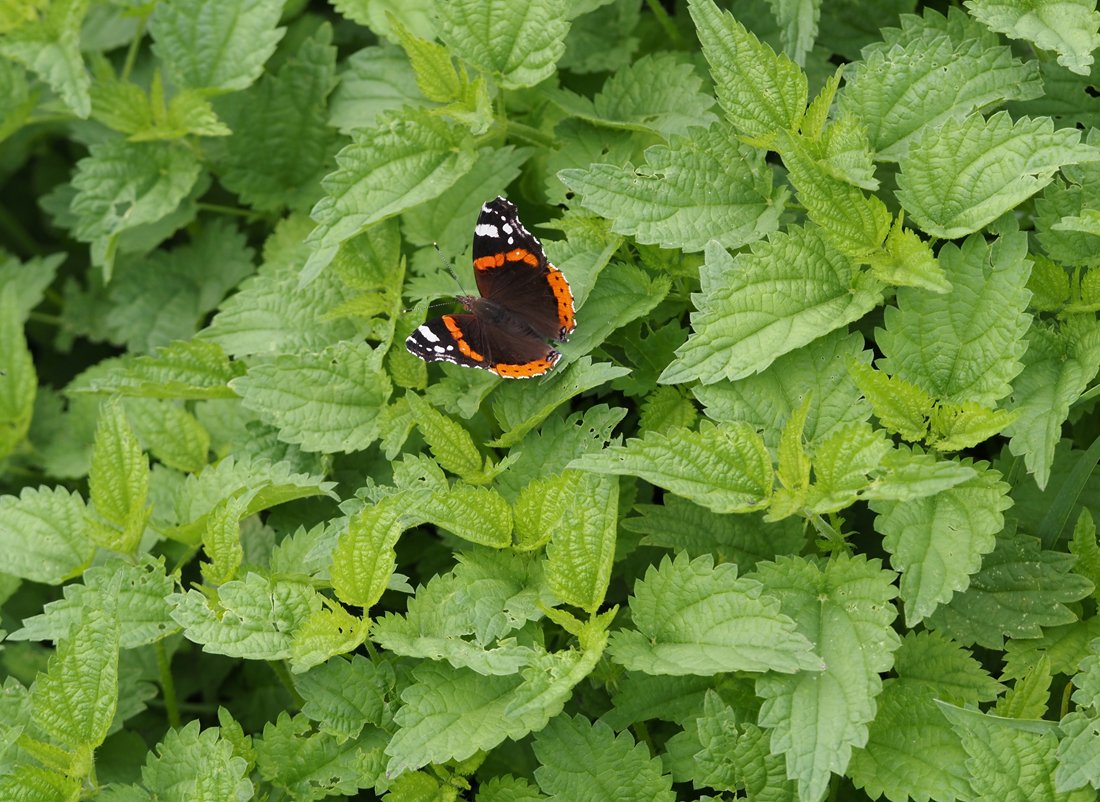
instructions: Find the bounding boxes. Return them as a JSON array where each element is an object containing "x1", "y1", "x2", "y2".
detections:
[
  {"x1": 1070, "y1": 510, "x2": 1100, "y2": 602},
  {"x1": 304, "y1": 109, "x2": 476, "y2": 281},
  {"x1": 438, "y1": 0, "x2": 571, "y2": 89},
  {"x1": 926, "y1": 531, "x2": 1094, "y2": 648},
  {"x1": 69, "y1": 340, "x2": 244, "y2": 399},
  {"x1": 995, "y1": 655, "x2": 1053, "y2": 719},
  {"x1": 897, "y1": 112, "x2": 1096, "y2": 238},
  {"x1": 863, "y1": 446, "x2": 981, "y2": 503},
  {"x1": 928, "y1": 400, "x2": 1019, "y2": 451},
  {"x1": 872, "y1": 460, "x2": 1010, "y2": 625},
  {"x1": 1004, "y1": 620, "x2": 1100, "y2": 685},
  {"x1": 878, "y1": 232, "x2": 1032, "y2": 405},
  {"x1": 965, "y1": 0, "x2": 1100, "y2": 75},
  {"x1": 868, "y1": 217, "x2": 952, "y2": 292},
  {"x1": 610, "y1": 553, "x2": 823, "y2": 675},
  {"x1": 688, "y1": 0, "x2": 807, "y2": 141},
  {"x1": 695, "y1": 330, "x2": 872, "y2": 451},
  {"x1": 405, "y1": 392, "x2": 486, "y2": 481},
  {"x1": 296, "y1": 654, "x2": 389, "y2": 741},
  {"x1": 755, "y1": 553, "x2": 900, "y2": 802},
  {"x1": 661, "y1": 230, "x2": 882, "y2": 384},
  {"x1": 149, "y1": 0, "x2": 285, "y2": 92},
  {"x1": 123, "y1": 397, "x2": 210, "y2": 474},
  {"x1": 327, "y1": 44, "x2": 425, "y2": 133},
  {"x1": 200, "y1": 494, "x2": 246, "y2": 587},
  {"x1": 409, "y1": 484, "x2": 513, "y2": 548},
  {"x1": 372, "y1": 551, "x2": 545, "y2": 675},
  {"x1": 1056, "y1": 711, "x2": 1100, "y2": 793},
  {"x1": 559, "y1": 123, "x2": 784, "y2": 253},
  {"x1": 549, "y1": 52, "x2": 716, "y2": 138},
  {"x1": 0, "y1": 284, "x2": 36, "y2": 459},
  {"x1": 562, "y1": 261, "x2": 670, "y2": 364},
  {"x1": 0, "y1": 487, "x2": 94, "y2": 584},
  {"x1": 170, "y1": 573, "x2": 322, "y2": 660},
  {"x1": 569, "y1": 420, "x2": 772, "y2": 513},
  {"x1": 637, "y1": 385, "x2": 698, "y2": 435},
  {"x1": 88, "y1": 397, "x2": 149, "y2": 554},
  {"x1": 254, "y1": 712, "x2": 385, "y2": 798},
  {"x1": 31, "y1": 589, "x2": 119, "y2": 754},
  {"x1": 0, "y1": 766, "x2": 82, "y2": 801},
  {"x1": 232, "y1": 341, "x2": 392, "y2": 454},
  {"x1": 1005, "y1": 317, "x2": 1100, "y2": 489},
  {"x1": 288, "y1": 602, "x2": 367, "y2": 674},
  {"x1": 9, "y1": 556, "x2": 178, "y2": 650},
  {"x1": 532, "y1": 714, "x2": 675, "y2": 802},
  {"x1": 893, "y1": 630, "x2": 1005, "y2": 705},
  {"x1": 140, "y1": 720, "x2": 253, "y2": 802},
  {"x1": 0, "y1": 0, "x2": 90, "y2": 117},
  {"x1": 544, "y1": 472, "x2": 618, "y2": 613},
  {"x1": 838, "y1": 7, "x2": 1042, "y2": 159},
  {"x1": 0, "y1": 252, "x2": 63, "y2": 321},
  {"x1": 767, "y1": 0, "x2": 821, "y2": 66},
  {"x1": 803, "y1": 421, "x2": 892, "y2": 514}
]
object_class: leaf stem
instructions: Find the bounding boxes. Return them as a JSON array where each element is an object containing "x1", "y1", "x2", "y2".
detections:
[
  {"x1": 270, "y1": 660, "x2": 305, "y2": 707},
  {"x1": 156, "y1": 639, "x2": 181, "y2": 729},
  {"x1": 121, "y1": 15, "x2": 149, "y2": 83},
  {"x1": 644, "y1": 0, "x2": 686, "y2": 50}
]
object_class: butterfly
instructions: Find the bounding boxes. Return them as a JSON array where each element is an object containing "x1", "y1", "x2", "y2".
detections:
[{"x1": 405, "y1": 197, "x2": 576, "y2": 378}]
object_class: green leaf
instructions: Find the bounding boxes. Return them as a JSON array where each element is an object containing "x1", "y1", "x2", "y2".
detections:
[
  {"x1": 330, "y1": 494, "x2": 411, "y2": 609},
  {"x1": 122, "y1": 397, "x2": 210, "y2": 474},
  {"x1": 30, "y1": 587, "x2": 119, "y2": 757},
  {"x1": 863, "y1": 445, "x2": 981, "y2": 503},
  {"x1": 610, "y1": 552, "x2": 823, "y2": 675},
  {"x1": 893, "y1": 630, "x2": 1004, "y2": 705},
  {"x1": 838, "y1": 7, "x2": 1042, "y2": 159},
  {"x1": 327, "y1": 44, "x2": 425, "y2": 133},
  {"x1": 296, "y1": 654, "x2": 390, "y2": 740},
  {"x1": 965, "y1": 0, "x2": 1100, "y2": 75},
  {"x1": 928, "y1": 400, "x2": 1019, "y2": 452},
  {"x1": 868, "y1": 216, "x2": 952, "y2": 292},
  {"x1": 696, "y1": 330, "x2": 872, "y2": 450},
  {"x1": 404, "y1": 392, "x2": 487, "y2": 481},
  {"x1": 549, "y1": 52, "x2": 717, "y2": 138},
  {"x1": 1056, "y1": 710, "x2": 1100, "y2": 793},
  {"x1": 170, "y1": 573, "x2": 322, "y2": 660},
  {"x1": 559, "y1": 123, "x2": 785, "y2": 253},
  {"x1": 69, "y1": 139, "x2": 202, "y2": 275},
  {"x1": 386, "y1": 650, "x2": 604, "y2": 776},
  {"x1": 926, "y1": 530, "x2": 1095, "y2": 648},
  {"x1": 1070, "y1": 510, "x2": 1100, "y2": 602},
  {"x1": 88, "y1": 397, "x2": 150, "y2": 554},
  {"x1": 801, "y1": 421, "x2": 892, "y2": 515},
  {"x1": 848, "y1": 681, "x2": 972, "y2": 802},
  {"x1": 778, "y1": 129, "x2": 893, "y2": 260},
  {"x1": 9, "y1": 556, "x2": 178, "y2": 650},
  {"x1": 149, "y1": 0, "x2": 285, "y2": 92},
  {"x1": 687, "y1": 0, "x2": 807, "y2": 142},
  {"x1": 939, "y1": 703, "x2": 1090, "y2": 802},
  {"x1": 1005, "y1": 317, "x2": 1100, "y2": 489},
  {"x1": 140, "y1": 720, "x2": 253, "y2": 802},
  {"x1": 232, "y1": 341, "x2": 391, "y2": 454},
  {"x1": 212, "y1": 24, "x2": 340, "y2": 213},
  {"x1": 995, "y1": 655, "x2": 1053, "y2": 719},
  {"x1": 661, "y1": 230, "x2": 882, "y2": 384},
  {"x1": 878, "y1": 232, "x2": 1032, "y2": 405},
  {"x1": 438, "y1": 0, "x2": 571, "y2": 89},
  {"x1": 532, "y1": 714, "x2": 676, "y2": 802},
  {"x1": 289, "y1": 600, "x2": 367, "y2": 674},
  {"x1": 0, "y1": 0, "x2": 90, "y2": 117},
  {"x1": 490, "y1": 358, "x2": 631, "y2": 448},
  {"x1": 872, "y1": 460, "x2": 1011, "y2": 626},
  {"x1": 848, "y1": 360, "x2": 933, "y2": 442},
  {"x1": 201, "y1": 223, "x2": 368, "y2": 359},
  {"x1": 0, "y1": 284, "x2": 36, "y2": 459},
  {"x1": 69, "y1": 340, "x2": 244, "y2": 399},
  {"x1": 0, "y1": 487, "x2": 94, "y2": 584},
  {"x1": 637, "y1": 385, "x2": 697, "y2": 436},
  {"x1": 569, "y1": 420, "x2": 772, "y2": 513},
  {"x1": 623, "y1": 497, "x2": 806, "y2": 569},
  {"x1": 562, "y1": 261, "x2": 670, "y2": 364},
  {"x1": 304, "y1": 108, "x2": 476, "y2": 281},
  {"x1": 200, "y1": 494, "x2": 246, "y2": 586},
  {"x1": 897, "y1": 112, "x2": 1097, "y2": 238},
  {"x1": 544, "y1": 472, "x2": 618, "y2": 613},
  {"x1": 409, "y1": 484, "x2": 513, "y2": 548},
  {"x1": 755, "y1": 553, "x2": 900, "y2": 802}
]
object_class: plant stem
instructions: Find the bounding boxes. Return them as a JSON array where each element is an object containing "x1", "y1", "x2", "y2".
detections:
[{"x1": 156, "y1": 639, "x2": 181, "y2": 729}]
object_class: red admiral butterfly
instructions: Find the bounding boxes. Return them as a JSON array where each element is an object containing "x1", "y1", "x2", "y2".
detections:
[{"x1": 406, "y1": 197, "x2": 576, "y2": 379}]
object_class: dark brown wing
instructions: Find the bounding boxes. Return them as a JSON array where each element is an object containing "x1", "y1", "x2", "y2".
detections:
[{"x1": 471, "y1": 197, "x2": 576, "y2": 342}]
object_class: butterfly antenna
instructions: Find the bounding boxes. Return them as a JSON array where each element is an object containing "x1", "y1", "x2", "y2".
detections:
[{"x1": 433, "y1": 242, "x2": 466, "y2": 294}]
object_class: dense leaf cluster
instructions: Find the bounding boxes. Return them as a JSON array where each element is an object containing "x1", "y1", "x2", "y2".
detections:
[{"x1": 2, "y1": 0, "x2": 1100, "y2": 800}]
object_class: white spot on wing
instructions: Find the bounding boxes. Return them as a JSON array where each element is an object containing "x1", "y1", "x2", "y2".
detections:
[
  {"x1": 416, "y1": 324, "x2": 439, "y2": 343},
  {"x1": 474, "y1": 223, "x2": 499, "y2": 238}
]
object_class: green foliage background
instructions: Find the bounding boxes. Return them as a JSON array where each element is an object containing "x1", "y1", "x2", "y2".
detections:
[{"x1": 2, "y1": 0, "x2": 1100, "y2": 799}]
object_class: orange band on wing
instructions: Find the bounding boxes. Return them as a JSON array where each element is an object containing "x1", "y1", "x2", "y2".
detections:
[
  {"x1": 493, "y1": 357, "x2": 557, "y2": 378},
  {"x1": 473, "y1": 248, "x2": 540, "y2": 270},
  {"x1": 442, "y1": 315, "x2": 485, "y2": 362},
  {"x1": 546, "y1": 267, "x2": 575, "y2": 334}
]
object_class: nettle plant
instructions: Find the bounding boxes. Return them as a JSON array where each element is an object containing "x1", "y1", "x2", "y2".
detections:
[{"x1": 2, "y1": 0, "x2": 1100, "y2": 799}]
